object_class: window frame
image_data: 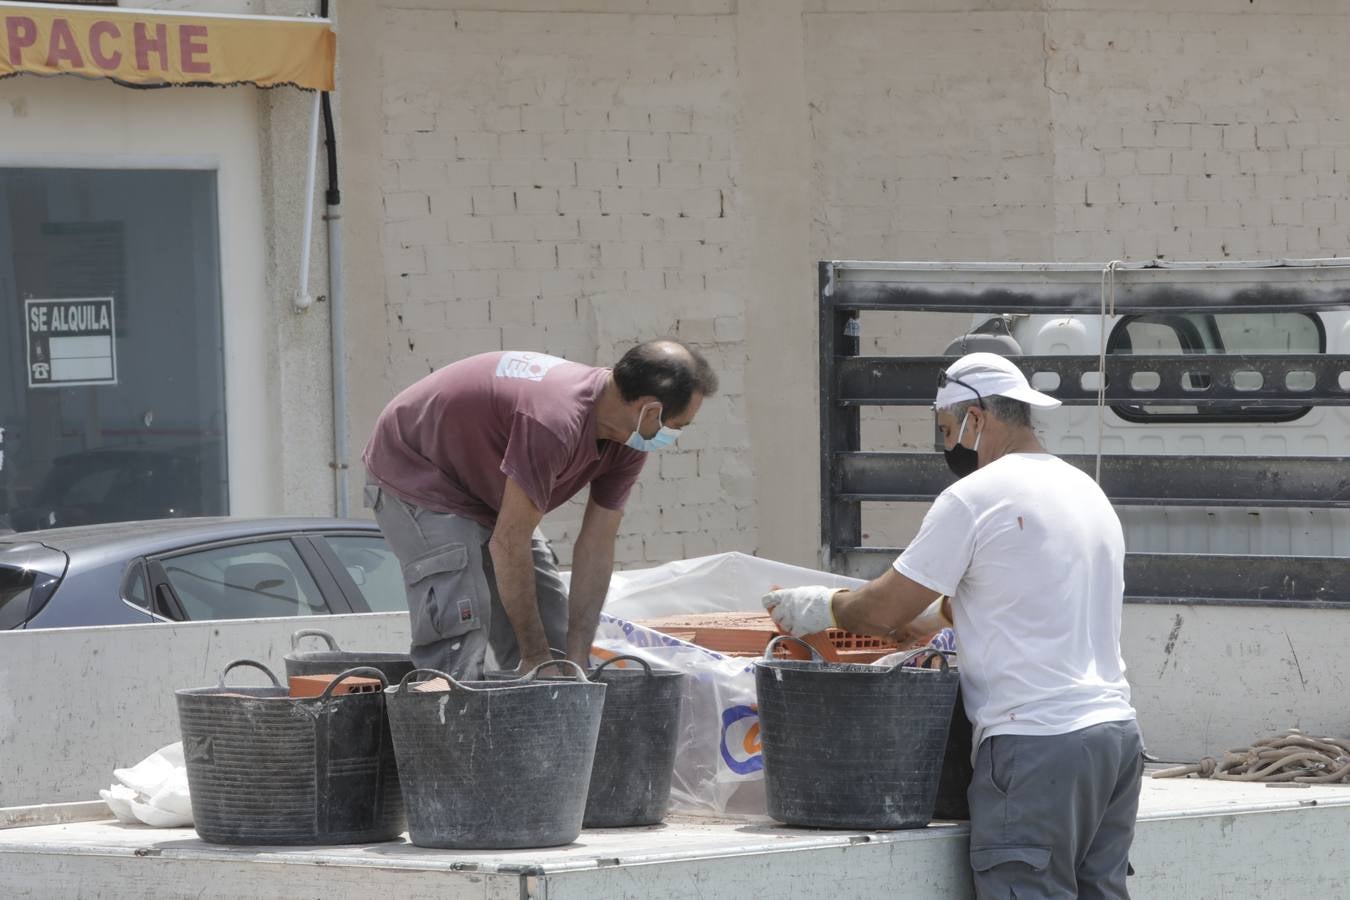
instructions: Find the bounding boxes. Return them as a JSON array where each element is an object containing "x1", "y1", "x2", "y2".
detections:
[
  {"x1": 1106, "y1": 311, "x2": 1326, "y2": 424},
  {"x1": 117, "y1": 559, "x2": 164, "y2": 623},
  {"x1": 144, "y1": 533, "x2": 356, "y2": 622},
  {"x1": 303, "y1": 530, "x2": 403, "y2": 615}
]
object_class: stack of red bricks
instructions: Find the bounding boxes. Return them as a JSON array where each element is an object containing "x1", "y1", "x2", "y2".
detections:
[{"x1": 636, "y1": 611, "x2": 926, "y2": 663}]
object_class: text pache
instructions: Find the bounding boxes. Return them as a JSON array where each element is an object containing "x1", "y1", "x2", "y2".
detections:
[{"x1": 3, "y1": 16, "x2": 211, "y2": 76}]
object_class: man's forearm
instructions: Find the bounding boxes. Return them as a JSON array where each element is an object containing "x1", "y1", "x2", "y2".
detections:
[
  {"x1": 831, "y1": 587, "x2": 888, "y2": 637},
  {"x1": 563, "y1": 535, "x2": 615, "y2": 665},
  {"x1": 833, "y1": 579, "x2": 950, "y2": 639},
  {"x1": 487, "y1": 535, "x2": 550, "y2": 663}
]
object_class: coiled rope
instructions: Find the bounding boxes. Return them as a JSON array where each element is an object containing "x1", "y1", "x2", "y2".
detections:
[{"x1": 1152, "y1": 729, "x2": 1350, "y2": 784}]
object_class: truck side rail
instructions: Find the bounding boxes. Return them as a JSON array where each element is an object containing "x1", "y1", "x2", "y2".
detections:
[
  {"x1": 819, "y1": 258, "x2": 1350, "y2": 603},
  {"x1": 831, "y1": 549, "x2": 1349, "y2": 609}
]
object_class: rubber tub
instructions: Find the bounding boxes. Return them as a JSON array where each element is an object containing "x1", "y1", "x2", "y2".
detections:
[
  {"x1": 284, "y1": 629, "x2": 415, "y2": 685},
  {"x1": 176, "y1": 659, "x2": 405, "y2": 845},
  {"x1": 933, "y1": 685, "x2": 974, "y2": 820},
  {"x1": 582, "y1": 655, "x2": 685, "y2": 828},
  {"x1": 755, "y1": 636, "x2": 959, "y2": 829},
  {"x1": 386, "y1": 660, "x2": 605, "y2": 849},
  {"x1": 483, "y1": 654, "x2": 684, "y2": 827}
]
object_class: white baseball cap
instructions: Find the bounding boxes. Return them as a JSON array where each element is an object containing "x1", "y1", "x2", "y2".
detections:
[{"x1": 934, "y1": 352, "x2": 1062, "y2": 410}]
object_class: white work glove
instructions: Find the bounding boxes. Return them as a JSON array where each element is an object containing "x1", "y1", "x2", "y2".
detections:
[{"x1": 761, "y1": 585, "x2": 841, "y2": 637}]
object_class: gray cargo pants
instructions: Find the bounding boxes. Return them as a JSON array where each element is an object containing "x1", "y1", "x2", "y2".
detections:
[
  {"x1": 968, "y1": 719, "x2": 1143, "y2": 900},
  {"x1": 365, "y1": 479, "x2": 568, "y2": 680}
]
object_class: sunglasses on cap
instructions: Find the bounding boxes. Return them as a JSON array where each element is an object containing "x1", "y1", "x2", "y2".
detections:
[{"x1": 936, "y1": 370, "x2": 985, "y2": 407}]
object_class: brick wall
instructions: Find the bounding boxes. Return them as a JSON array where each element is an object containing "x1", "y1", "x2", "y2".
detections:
[
  {"x1": 799, "y1": 1, "x2": 1350, "y2": 549},
  {"x1": 1046, "y1": 7, "x2": 1350, "y2": 262},
  {"x1": 374, "y1": 5, "x2": 750, "y2": 566},
  {"x1": 357, "y1": 1, "x2": 1350, "y2": 569}
]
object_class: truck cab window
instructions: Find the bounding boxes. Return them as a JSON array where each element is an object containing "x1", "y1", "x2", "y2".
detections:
[{"x1": 1107, "y1": 312, "x2": 1323, "y2": 422}]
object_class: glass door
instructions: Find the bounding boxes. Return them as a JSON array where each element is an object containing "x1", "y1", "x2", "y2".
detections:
[{"x1": 0, "y1": 168, "x2": 227, "y2": 531}]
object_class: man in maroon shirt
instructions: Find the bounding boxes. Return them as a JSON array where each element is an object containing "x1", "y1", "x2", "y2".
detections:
[{"x1": 363, "y1": 340, "x2": 717, "y2": 678}]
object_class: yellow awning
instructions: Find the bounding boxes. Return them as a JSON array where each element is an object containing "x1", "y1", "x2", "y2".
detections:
[{"x1": 0, "y1": 2, "x2": 334, "y2": 91}]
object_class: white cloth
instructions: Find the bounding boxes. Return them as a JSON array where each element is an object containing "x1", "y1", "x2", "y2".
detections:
[
  {"x1": 894, "y1": 453, "x2": 1135, "y2": 754},
  {"x1": 99, "y1": 742, "x2": 193, "y2": 827},
  {"x1": 934, "y1": 351, "x2": 1062, "y2": 411}
]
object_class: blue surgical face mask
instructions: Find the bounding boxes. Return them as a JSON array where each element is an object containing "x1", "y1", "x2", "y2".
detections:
[{"x1": 625, "y1": 402, "x2": 681, "y2": 452}]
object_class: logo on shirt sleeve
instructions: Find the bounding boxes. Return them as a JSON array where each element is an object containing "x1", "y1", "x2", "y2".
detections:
[{"x1": 495, "y1": 351, "x2": 567, "y2": 382}]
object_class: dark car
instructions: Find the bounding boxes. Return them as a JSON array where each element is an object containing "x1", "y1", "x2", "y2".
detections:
[{"x1": 0, "y1": 518, "x2": 407, "y2": 630}]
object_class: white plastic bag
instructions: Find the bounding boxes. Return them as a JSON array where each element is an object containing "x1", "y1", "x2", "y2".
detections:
[
  {"x1": 589, "y1": 614, "x2": 768, "y2": 816},
  {"x1": 99, "y1": 742, "x2": 192, "y2": 827}
]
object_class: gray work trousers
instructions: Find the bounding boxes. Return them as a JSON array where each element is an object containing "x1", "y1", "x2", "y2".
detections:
[
  {"x1": 968, "y1": 719, "x2": 1144, "y2": 900},
  {"x1": 365, "y1": 479, "x2": 568, "y2": 679}
]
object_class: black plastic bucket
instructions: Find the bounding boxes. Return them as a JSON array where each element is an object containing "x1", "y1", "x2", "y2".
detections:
[
  {"x1": 933, "y1": 685, "x2": 974, "y2": 820},
  {"x1": 386, "y1": 660, "x2": 606, "y2": 849},
  {"x1": 176, "y1": 659, "x2": 405, "y2": 845},
  {"x1": 755, "y1": 636, "x2": 959, "y2": 830},
  {"x1": 583, "y1": 655, "x2": 685, "y2": 828},
  {"x1": 284, "y1": 629, "x2": 415, "y2": 685}
]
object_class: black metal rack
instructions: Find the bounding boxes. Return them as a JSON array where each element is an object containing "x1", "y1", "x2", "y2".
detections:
[{"x1": 819, "y1": 259, "x2": 1350, "y2": 606}]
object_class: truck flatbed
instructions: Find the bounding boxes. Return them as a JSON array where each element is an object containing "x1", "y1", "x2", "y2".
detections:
[{"x1": 6, "y1": 773, "x2": 1350, "y2": 899}]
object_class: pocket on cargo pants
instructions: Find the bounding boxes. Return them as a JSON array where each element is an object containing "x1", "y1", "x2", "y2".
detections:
[{"x1": 402, "y1": 543, "x2": 486, "y2": 648}]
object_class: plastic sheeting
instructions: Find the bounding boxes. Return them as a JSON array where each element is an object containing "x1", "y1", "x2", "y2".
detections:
[{"x1": 591, "y1": 551, "x2": 865, "y2": 620}]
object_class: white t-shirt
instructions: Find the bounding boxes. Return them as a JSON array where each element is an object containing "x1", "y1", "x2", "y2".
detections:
[{"x1": 894, "y1": 453, "x2": 1136, "y2": 753}]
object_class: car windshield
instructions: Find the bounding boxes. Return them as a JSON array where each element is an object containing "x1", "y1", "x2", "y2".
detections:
[{"x1": 0, "y1": 566, "x2": 39, "y2": 630}]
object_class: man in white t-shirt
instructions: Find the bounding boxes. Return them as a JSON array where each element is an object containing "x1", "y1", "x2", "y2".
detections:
[{"x1": 763, "y1": 352, "x2": 1142, "y2": 900}]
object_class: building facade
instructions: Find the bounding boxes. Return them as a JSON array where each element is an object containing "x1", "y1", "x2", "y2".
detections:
[{"x1": 4, "y1": 0, "x2": 1348, "y2": 571}]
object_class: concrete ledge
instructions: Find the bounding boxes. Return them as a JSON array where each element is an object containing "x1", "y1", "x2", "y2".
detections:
[{"x1": 0, "y1": 801, "x2": 112, "y2": 831}]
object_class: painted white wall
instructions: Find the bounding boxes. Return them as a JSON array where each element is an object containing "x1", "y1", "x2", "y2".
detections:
[
  {"x1": 0, "y1": 76, "x2": 283, "y2": 517},
  {"x1": 1124, "y1": 602, "x2": 1350, "y2": 761}
]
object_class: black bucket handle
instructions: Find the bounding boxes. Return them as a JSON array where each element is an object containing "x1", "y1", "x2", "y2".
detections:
[
  {"x1": 525, "y1": 659, "x2": 589, "y2": 682},
  {"x1": 886, "y1": 647, "x2": 953, "y2": 673},
  {"x1": 392, "y1": 667, "x2": 525, "y2": 693},
  {"x1": 394, "y1": 667, "x2": 474, "y2": 693},
  {"x1": 291, "y1": 628, "x2": 341, "y2": 652},
  {"x1": 763, "y1": 634, "x2": 824, "y2": 662},
  {"x1": 217, "y1": 658, "x2": 282, "y2": 690},
  {"x1": 590, "y1": 654, "x2": 654, "y2": 678},
  {"x1": 320, "y1": 666, "x2": 390, "y2": 700}
]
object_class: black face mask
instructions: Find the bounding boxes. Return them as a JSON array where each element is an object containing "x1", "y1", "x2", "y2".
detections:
[
  {"x1": 944, "y1": 443, "x2": 980, "y2": 478},
  {"x1": 943, "y1": 412, "x2": 981, "y2": 478}
]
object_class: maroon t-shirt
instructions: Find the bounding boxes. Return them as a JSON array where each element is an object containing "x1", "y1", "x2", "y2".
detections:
[{"x1": 363, "y1": 351, "x2": 646, "y2": 527}]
